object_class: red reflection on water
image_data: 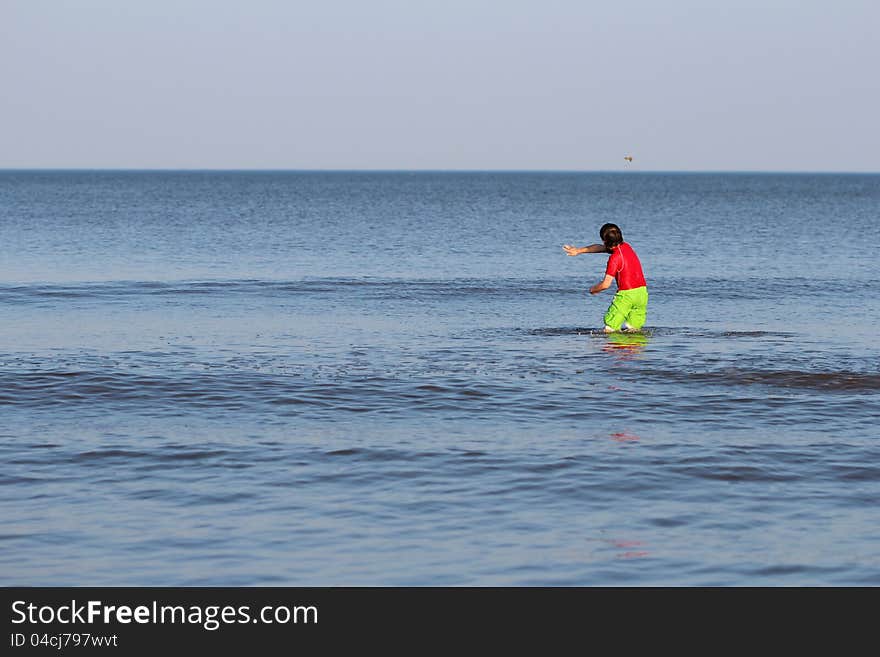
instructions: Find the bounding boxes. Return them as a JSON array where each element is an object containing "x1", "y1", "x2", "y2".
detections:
[
  {"x1": 617, "y1": 551, "x2": 650, "y2": 559},
  {"x1": 610, "y1": 432, "x2": 640, "y2": 442},
  {"x1": 611, "y1": 540, "x2": 648, "y2": 558},
  {"x1": 588, "y1": 537, "x2": 650, "y2": 559},
  {"x1": 587, "y1": 538, "x2": 650, "y2": 559}
]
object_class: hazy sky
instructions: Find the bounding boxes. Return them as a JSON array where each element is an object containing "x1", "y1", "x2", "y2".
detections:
[{"x1": 2, "y1": 0, "x2": 877, "y2": 170}]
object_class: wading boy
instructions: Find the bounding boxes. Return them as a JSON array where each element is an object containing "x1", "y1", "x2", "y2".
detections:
[{"x1": 563, "y1": 223, "x2": 648, "y2": 332}]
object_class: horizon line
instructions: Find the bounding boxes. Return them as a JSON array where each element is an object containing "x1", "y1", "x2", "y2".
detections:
[{"x1": 1, "y1": 167, "x2": 879, "y2": 175}]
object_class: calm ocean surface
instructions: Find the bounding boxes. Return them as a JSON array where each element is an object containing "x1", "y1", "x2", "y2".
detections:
[{"x1": 1, "y1": 171, "x2": 878, "y2": 585}]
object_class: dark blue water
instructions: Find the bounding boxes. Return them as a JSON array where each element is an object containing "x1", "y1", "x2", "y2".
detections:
[{"x1": 2, "y1": 171, "x2": 879, "y2": 585}]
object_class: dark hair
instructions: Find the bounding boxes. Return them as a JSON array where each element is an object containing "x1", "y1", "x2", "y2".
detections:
[{"x1": 599, "y1": 223, "x2": 623, "y2": 249}]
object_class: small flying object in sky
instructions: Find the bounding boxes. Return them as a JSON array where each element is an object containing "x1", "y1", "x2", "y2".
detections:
[{"x1": 624, "y1": 155, "x2": 633, "y2": 163}]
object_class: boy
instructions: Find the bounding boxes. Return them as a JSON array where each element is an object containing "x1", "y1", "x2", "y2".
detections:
[{"x1": 563, "y1": 223, "x2": 648, "y2": 333}]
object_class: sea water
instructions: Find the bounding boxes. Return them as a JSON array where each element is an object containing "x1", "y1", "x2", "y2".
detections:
[{"x1": 1, "y1": 171, "x2": 878, "y2": 585}]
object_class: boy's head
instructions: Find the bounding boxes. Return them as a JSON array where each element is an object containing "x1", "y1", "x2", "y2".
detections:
[{"x1": 599, "y1": 223, "x2": 623, "y2": 249}]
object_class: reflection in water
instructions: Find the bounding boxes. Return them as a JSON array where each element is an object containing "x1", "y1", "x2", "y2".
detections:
[
  {"x1": 587, "y1": 537, "x2": 650, "y2": 560},
  {"x1": 610, "y1": 432, "x2": 640, "y2": 442},
  {"x1": 602, "y1": 330, "x2": 649, "y2": 359},
  {"x1": 616, "y1": 541, "x2": 650, "y2": 559}
]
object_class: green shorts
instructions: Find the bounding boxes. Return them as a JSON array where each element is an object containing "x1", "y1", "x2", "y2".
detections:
[{"x1": 603, "y1": 286, "x2": 648, "y2": 331}]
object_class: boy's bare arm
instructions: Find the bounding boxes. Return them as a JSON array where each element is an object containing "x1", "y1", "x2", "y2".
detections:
[
  {"x1": 563, "y1": 243, "x2": 607, "y2": 256},
  {"x1": 589, "y1": 275, "x2": 615, "y2": 295}
]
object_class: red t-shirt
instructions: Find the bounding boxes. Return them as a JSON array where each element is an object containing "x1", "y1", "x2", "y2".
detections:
[{"x1": 605, "y1": 242, "x2": 647, "y2": 290}]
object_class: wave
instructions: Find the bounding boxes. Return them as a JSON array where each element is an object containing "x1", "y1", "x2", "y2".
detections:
[
  {"x1": 0, "y1": 277, "x2": 582, "y2": 304},
  {"x1": 527, "y1": 326, "x2": 795, "y2": 338},
  {"x1": 0, "y1": 369, "x2": 537, "y2": 414},
  {"x1": 1, "y1": 362, "x2": 877, "y2": 418},
  {"x1": 636, "y1": 367, "x2": 880, "y2": 392},
  {"x1": 3, "y1": 275, "x2": 872, "y2": 305}
]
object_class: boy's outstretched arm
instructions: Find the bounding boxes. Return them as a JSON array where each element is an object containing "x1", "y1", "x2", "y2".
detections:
[
  {"x1": 563, "y1": 243, "x2": 607, "y2": 256},
  {"x1": 589, "y1": 275, "x2": 615, "y2": 295}
]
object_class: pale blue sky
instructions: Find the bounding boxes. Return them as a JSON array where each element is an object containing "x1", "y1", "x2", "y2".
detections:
[{"x1": 2, "y1": 0, "x2": 877, "y2": 170}]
